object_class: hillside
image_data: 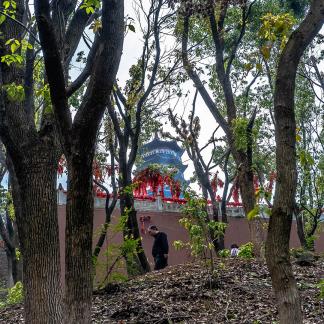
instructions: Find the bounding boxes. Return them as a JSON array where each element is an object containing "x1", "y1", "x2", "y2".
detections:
[{"x1": 1, "y1": 259, "x2": 324, "y2": 323}]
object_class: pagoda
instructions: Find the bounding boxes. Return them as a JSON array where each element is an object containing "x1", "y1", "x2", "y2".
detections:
[{"x1": 136, "y1": 133, "x2": 188, "y2": 198}]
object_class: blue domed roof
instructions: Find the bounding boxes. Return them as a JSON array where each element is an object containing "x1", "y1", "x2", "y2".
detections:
[
  {"x1": 137, "y1": 134, "x2": 188, "y2": 190},
  {"x1": 140, "y1": 135, "x2": 185, "y2": 156}
]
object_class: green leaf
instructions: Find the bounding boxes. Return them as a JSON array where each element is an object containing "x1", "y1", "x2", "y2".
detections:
[
  {"x1": 260, "y1": 45, "x2": 271, "y2": 60},
  {"x1": 3, "y1": 1, "x2": 10, "y2": 9},
  {"x1": 256, "y1": 63, "x2": 263, "y2": 72},
  {"x1": 299, "y1": 150, "x2": 315, "y2": 168},
  {"x1": 0, "y1": 15, "x2": 6, "y2": 24},
  {"x1": 247, "y1": 206, "x2": 259, "y2": 221},
  {"x1": 5, "y1": 38, "x2": 14, "y2": 45},
  {"x1": 243, "y1": 63, "x2": 253, "y2": 71},
  {"x1": 85, "y1": 6, "x2": 94, "y2": 14},
  {"x1": 11, "y1": 43, "x2": 18, "y2": 53}
]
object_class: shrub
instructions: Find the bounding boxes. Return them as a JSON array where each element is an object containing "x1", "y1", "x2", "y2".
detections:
[
  {"x1": 176, "y1": 191, "x2": 227, "y2": 272},
  {"x1": 290, "y1": 247, "x2": 304, "y2": 258},
  {"x1": 0, "y1": 281, "x2": 24, "y2": 308},
  {"x1": 7, "y1": 281, "x2": 23, "y2": 305},
  {"x1": 238, "y1": 242, "x2": 254, "y2": 259},
  {"x1": 305, "y1": 235, "x2": 316, "y2": 250},
  {"x1": 218, "y1": 249, "x2": 230, "y2": 258}
]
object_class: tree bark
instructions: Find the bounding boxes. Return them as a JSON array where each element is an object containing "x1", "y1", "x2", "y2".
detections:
[
  {"x1": 296, "y1": 166, "x2": 308, "y2": 250},
  {"x1": 64, "y1": 159, "x2": 93, "y2": 323},
  {"x1": 119, "y1": 165, "x2": 151, "y2": 275},
  {"x1": 234, "y1": 151, "x2": 264, "y2": 255},
  {"x1": 221, "y1": 152, "x2": 230, "y2": 226},
  {"x1": 295, "y1": 210, "x2": 307, "y2": 249},
  {"x1": 206, "y1": 185, "x2": 224, "y2": 251},
  {"x1": 265, "y1": 2, "x2": 324, "y2": 323},
  {"x1": 201, "y1": 184, "x2": 223, "y2": 252},
  {"x1": 0, "y1": 210, "x2": 14, "y2": 287},
  {"x1": 93, "y1": 180, "x2": 117, "y2": 259},
  {"x1": 3, "y1": 211, "x2": 18, "y2": 287},
  {"x1": 14, "y1": 152, "x2": 63, "y2": 324},
  {"x1": 0, "y1": 0, "x2": 63, "y2": 320}
]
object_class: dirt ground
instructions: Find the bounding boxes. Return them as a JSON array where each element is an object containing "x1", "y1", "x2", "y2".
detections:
[{"x1": 1, "y1": 258, "x2": 324, "y2": 323}]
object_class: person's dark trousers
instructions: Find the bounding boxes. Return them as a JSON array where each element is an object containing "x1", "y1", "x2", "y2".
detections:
[{"x1": 154, "y1": 254, "x2": 168, "y2": 270}]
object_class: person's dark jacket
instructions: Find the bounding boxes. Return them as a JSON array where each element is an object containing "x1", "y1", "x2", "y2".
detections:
[{"x1": 152, "y1": 232, "x2": 169, "y2": 257}]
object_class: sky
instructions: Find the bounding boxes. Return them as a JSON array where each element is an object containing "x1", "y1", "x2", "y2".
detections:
[
  {"x1": 120, "y1": 2, "x2": 324, "y2": 193},
  {"x1": 120, "y1": 2, "x2": 220, "y2": 188}
]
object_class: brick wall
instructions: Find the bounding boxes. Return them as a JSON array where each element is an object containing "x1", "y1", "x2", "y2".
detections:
[
  {"x1": 57, "y1": 207, "x2": 324, "y2": 285},
  {"x1": 0, "y1": 208, "x2": 323, "y2": 289}
]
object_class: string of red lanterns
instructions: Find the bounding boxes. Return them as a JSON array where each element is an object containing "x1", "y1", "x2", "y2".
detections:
[{"x1": 57, "y1": 156, "x2": 276, "y2": 207}]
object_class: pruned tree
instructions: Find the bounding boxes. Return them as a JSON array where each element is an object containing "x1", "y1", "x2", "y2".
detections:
[{"x1": 265, "y1": 1, "x2": 324, "y2": 323}]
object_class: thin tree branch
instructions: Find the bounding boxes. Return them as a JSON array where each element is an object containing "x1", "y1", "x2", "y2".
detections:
[{"x1": 181, "y1": 14, "x2": 230, "y2": 136}]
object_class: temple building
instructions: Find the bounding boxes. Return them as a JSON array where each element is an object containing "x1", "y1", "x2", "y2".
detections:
[{"x1": 136, "y1": 134, "x2": 188, "y2": 198}]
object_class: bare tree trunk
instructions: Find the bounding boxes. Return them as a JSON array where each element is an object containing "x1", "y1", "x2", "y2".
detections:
[
  {"x1": 119, "y1": 166, "x2": 150, "y2": 275},
  {"x1": 93, "y1": 180, "x2": 117, "y2": 259},
  {"x1": 265, "y1": 3, "x2": 324, "y2": 323},
  {"x1": 15, "y1": 154, "x2": 63, "y2": 324},
  {"x1": 65, "y1": 160, "x2": 94, "y2": 324},
  {"x1": 4, "y1": 211, "x2": 18, "y2": 287},
  {"x1": 6, "y1": 252, "x2": 14, "y2": 288},
  {"x1": 201, "y1": 185, "x2": 223, "y2": 252},
  {"x1": 181, "y1": 11, "x2": 262, "y2": 255},
  {"x1": 221, "y1": 152, "x2": 230, "y2": 226},
  {"x1": 0, "y1": 212, "x2": 14, "y2": 288},
  {"x1": 207, "y1": 186, "x2": 224, "y2": 251},
  {"x1": 295, "y1": 210, "x2": 307, "y2": 249},
  {"x1": 297, "y1": 126, "x2": 308, "y2": 249},
  {"x1": 234, "y1": 152, "x2": 264, "y2": 256},
  {"x1": 266, "y1": 207, "x2": 302, "y2": 323}
]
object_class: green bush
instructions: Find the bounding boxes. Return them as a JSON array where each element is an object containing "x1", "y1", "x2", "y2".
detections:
[
  {"x1": 0, "y1": 281, "x2": 23, "y2": 308},
  {"x1": 7, "y1": 281, "x2": 23, "y2": 305},
  {"x1": 238, "y1": 242, "x2": 254, "y2": 259},
  {"x1": 290, "y1": 247, "x2": 304, "y2": 258},
  {"x1": 306, "y1": 235, "x2": 316, "y2": 250},
  {"x1": 218, "y1": 249, "x2": 230, "y2": 258},
  {"x1": 177, "y1": 191, "x2": 227, "y2": 272},
  {"x1": 318, "y1": 279, "x2": 324, "y2": 299}
]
